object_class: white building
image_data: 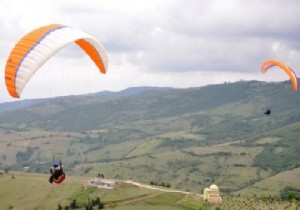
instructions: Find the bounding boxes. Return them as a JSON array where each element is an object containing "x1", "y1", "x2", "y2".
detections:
[
  {"x1": 87, "y1": 178, "x2": 116, "y2": 189},
  {"x1": 203, "y1": 184, "x2": 222, "y2": 203}
]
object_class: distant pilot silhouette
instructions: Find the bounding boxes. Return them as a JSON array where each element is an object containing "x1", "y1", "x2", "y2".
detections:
[{"x1": 264, "y1": 108, "x2": 271, "y2": 116}]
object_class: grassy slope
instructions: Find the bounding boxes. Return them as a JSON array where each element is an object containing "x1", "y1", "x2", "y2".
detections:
[
  {"x1": 1, "y1": 170, "x2": 300, "y2": 210},
  {"x1": 236, "y1": 168, "x2": 300, "y2": 197},
  {"x1": 0, "y1": 171, "x2": 84, "y2": 210},
  {"x1": 217, "y1": 168, "x2": 300, "y2": 209},
  {"x1": 0, "y1": 171, "x2": 207, "y2": 210},
  {"x1": 1, "y1": 121, "x2": 299, "y2": 194}
]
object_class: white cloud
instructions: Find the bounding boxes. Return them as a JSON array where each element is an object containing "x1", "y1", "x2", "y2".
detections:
[{"x1": 0, "y1": 0, "x2": 300, "y2": 102}]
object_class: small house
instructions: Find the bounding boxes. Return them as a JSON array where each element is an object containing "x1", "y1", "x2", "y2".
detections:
[
  {"x1": 88, "y1": 178, "x2": 116, "y2": 189},
  {"x1": 203, "y1": 184, "x2": 222, "y2": 203}
]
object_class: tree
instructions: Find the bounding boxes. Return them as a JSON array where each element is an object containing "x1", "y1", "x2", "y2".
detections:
[
  {"x1": 280, "y1": 186, "x2": 300, "y2": 201},
  {"x1": 58, "y1": 204, "x2": 63, "y2": 210},
  {"x1": 98, "y1": 202, "x2": 104, "y2": 209},
  {"x1": 70, "y1": 199, "x2": 78, "y2": 209},
  {"x1": 85, "y1": 205, "x2": 93, "y2": 210},
  {"x1": 97, "y1": 173, "x2": 104, "y2": 178},
  {"x1": 95, "y1": 197, "x2": 100, "y2": 205}
]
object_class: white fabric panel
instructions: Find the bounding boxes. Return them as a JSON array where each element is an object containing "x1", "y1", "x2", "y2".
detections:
[
  {"x1": 15, "y1": 26, "x2": 108, "y2": 97},
  {"x1": 84, "y1": 37, "x2": 109, "y2": 71}
]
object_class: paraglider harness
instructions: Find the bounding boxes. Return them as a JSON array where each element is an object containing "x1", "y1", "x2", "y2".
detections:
[
  {"x1": 264, "y1": 108, "x2": 271, "y2": 116},
  {"x1": 49, "y1": 160, "x2": 65, "y2": 184}
]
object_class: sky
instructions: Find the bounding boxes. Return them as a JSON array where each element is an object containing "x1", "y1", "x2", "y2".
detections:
[{"x1": 1, "y1": 0, "x2": 300, "y2": 102}]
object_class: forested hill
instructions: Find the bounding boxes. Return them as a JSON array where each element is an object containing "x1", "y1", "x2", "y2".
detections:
[
  {"x1": 1, "y1": 80, "x2": 300, "y2": 193},
  {"x1": 0, "y1": 80, "x2": 299, "y2": 132}
]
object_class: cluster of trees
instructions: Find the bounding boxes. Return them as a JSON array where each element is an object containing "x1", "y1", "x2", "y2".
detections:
[
  {"x1": 253, "y1": 143, "x2": 300, "y2": 174},
  {"x1": 84, "y1": 197, "x2": 104, "y2": 210},
  {"x1": 280, "y1": 186, "x2": 300, "y2": 201},
  {"x1": 97, "y1": 173, "x2": 105, "y2": 178},
  {"x1": 57, "y1": 197, "x2": 104, "y2": 210},
  {"x1": 160, "y1": 137, "x2": 201, "y2": 149},
  {"x1": 181, "y1": 150, "x2": 232, "y2": 157},
  {"x1": 233, "y1": 164, "x2": 246, "y2": 167},
  {"x1": 16, "y1": 147, "x2": 34, "y2": 162},
  {"x1": 150, "y1": 181, "x2": 171, "y2": 188}
]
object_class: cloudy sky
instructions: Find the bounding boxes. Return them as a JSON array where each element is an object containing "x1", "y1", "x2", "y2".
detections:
[{"x1": 0, "y1": 0, "x2": 299, "y2": 102}]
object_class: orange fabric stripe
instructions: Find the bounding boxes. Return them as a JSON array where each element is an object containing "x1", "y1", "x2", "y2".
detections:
[
  {"x1": 75, "y1": 39, "x2": 106, "y2": 74},
  {"x1": 5, "y1": 24, "x2": 62, "y2": 98},
  {"x1": 261, "y1": 60, "x2": 298, "y2": 91},
  {"x1": 53, "y1": 173, "x2": 65, "y2": 184}
]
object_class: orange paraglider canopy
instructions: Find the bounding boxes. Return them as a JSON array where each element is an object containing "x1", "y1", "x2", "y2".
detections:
[
  {"x1": 261, "y1": 59, "x2": 298, "y2": 91},
  {"x1": 5, "y1": 24, "x2": 108, "y2": 98}
]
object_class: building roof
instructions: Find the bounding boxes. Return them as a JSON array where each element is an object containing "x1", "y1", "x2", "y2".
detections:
[{"x1": 209, "y1": 184, "x2": 218, "y2": 190}]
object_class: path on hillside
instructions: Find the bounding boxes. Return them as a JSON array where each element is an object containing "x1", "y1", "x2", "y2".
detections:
[
  {"x1": 85, "y1": 178, "x2": 203, "y2": 197},
  {"x1": 123, "y1": 180, "x2": 202, "y2": 197},
  {"x1": 114, "y1": 192, "x2": 165, "y2": 206}
]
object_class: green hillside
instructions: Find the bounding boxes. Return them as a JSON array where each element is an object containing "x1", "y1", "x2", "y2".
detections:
[
  {"x1": 1, "y1": 170, "x2": 300, "y2": 210},
  {"x1": 1, "y1": 80, "x2": 300, "y2": 196},
  {"x1": 0, "y1": 171, "x2": 208, "y2": 210}
]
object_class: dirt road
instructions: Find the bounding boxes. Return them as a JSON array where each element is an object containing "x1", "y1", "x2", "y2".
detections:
[{"x1": 123, "y1": 180, "x2": 202, "y2": 197}]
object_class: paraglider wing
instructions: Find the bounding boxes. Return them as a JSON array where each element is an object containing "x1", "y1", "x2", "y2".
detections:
[
  {"x1": 261, "y1": 59, "x2": 298, "y2": 91},
  {"x1": 5, "y1": 24, "x2": 108, "y2": 98}
]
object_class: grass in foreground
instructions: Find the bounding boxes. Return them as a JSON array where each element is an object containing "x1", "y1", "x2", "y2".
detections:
[{"x1": 0, "y1": 171, "x2": 206, "y2": 210}]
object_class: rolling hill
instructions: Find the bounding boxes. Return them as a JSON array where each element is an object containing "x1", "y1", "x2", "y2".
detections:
[{"x1": 1, "y1": 80, "x2": 300, "y2": 196}]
